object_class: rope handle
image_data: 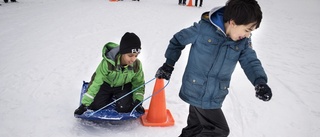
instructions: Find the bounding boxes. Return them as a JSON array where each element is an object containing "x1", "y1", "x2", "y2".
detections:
[
  {"x1": 86, "y1": 77, "x2": 156, "y2": 117},
  {"x1": 130, "y1": 79, "x2": 170, "y2": 116}
]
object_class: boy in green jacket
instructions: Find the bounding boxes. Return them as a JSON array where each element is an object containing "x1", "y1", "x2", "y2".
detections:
[{"x1": 74, "y1": 32, "x2": 145, "y2": 115}]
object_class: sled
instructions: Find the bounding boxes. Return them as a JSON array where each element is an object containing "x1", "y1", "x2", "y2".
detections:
[{"x1": 74, "y1": 81, "x2": 143, "y2": 121}]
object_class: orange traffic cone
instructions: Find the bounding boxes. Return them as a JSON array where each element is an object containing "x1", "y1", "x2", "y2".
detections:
[
  {"x1": 140, "y1": 78, "x2": 174, "y2": 126},
  {"x1": 109, "y1": 0, "x2": 118, "y2": 2},
  {"x1": 187, "y1": 0, "x2": 193, "y2": 6}
]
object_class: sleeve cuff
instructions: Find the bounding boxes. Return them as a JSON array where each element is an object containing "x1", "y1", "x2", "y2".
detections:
[
  {"x1": 165, "y1": 59, "x2": 176, "y2": 67},
  {"x1": 254, "y1": 78, "x2": 267, "y2": 85}
]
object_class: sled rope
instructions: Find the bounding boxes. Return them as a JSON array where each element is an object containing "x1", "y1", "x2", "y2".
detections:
[
  {"x1": 86, "y1": 77, "x2": 156, "y2": 117},
  {"x1": 130, "y1": 79, "x2": 170, "y2": 116}
]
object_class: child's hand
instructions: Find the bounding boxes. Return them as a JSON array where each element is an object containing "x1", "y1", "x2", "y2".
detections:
[
  {"x1": 155, "y1": 63, "x2": 174, "y2": 80},
  {"x1": 132, "y1": 100, "x2": 145, "y2": 114},
  {"x1": 74, "y1": 104, "x2": 88, "y2": 115},
  {"x1": 255, "y1": 83, "x2": 272, "y2": 101}
]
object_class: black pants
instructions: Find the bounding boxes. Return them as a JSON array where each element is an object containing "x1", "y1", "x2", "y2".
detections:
[
  {"x1": 179, "y1": 105, "x2": 230, "y2": 137},
  {"x1": 195, "y1": 0, "x2": 203, "y2": 7},
  {"x1": 4, "y1": 0, "x2": 16, "y2": 2},
  {"x1": 178, "y1": 0, "x2": 186, "y2": 4},
  {"x1": 89, "y1": 82, "x2": 133, "y2": 113}
]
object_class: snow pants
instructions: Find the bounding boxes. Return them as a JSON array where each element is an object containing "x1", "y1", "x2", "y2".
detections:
[
  {"x1": 179, "y1": 105, "x2": 230, "y2": 137},
  {"x1": 88, "y1": 82, "x2": 133, "y2": 113}
]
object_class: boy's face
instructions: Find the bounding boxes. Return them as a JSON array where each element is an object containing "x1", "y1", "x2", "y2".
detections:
[
  {"x1": 120, "y1": 53, "x2": 139, "y2": 66},
  {"x1": 227, "y1": 20, "x2": 257, "y2": 41}
]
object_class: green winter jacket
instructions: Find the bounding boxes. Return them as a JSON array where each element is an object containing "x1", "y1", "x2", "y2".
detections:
[{"x1": 81, "y1": 42, "x2": 145, "y2": 107}]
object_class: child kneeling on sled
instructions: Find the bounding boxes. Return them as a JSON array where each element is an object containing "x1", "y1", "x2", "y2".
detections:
[{"x1": 75, "y1": 32, "x2": 145, "y2": 115}]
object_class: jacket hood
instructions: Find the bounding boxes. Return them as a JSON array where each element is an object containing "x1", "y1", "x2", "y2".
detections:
[
  {"x1": 102, "y1": 42, "x2": 120, "y2": 66},
  {"x1": 208, "y1": 6, "x2": 224, "y2": 21},
  {"x1": 102, "y1": 42, "x2": 136, "y2": 69},
  {"x1": 208, "y1": 6, "x2": 226, "y2": 36}
]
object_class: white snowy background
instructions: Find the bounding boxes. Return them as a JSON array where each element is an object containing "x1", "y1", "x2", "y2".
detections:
[{"x1": 1, "y1": 0, "x2": 320, "y2": 137}]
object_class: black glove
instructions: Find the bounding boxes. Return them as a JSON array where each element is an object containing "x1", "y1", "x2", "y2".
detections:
[
  {"x1": 155, "y1": 63, "x2": 174, "y2": 80},
  {"x1": 132, "y1": 100, "x2": 145, "y2": 114},
  {"x1": 255, "y1": 83, "x2": 272, "y2": 101},
  {"x1": 74, "y1": 104, "x2": 88, "y2": 115}
]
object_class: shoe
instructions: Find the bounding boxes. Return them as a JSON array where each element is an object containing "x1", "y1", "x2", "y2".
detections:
[{"x1": 4, "y1": 0, "x2": 8, "y2": 3}]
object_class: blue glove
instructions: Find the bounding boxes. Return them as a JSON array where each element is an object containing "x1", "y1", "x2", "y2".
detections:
[
  {"x1": 255, "y1": 83, "x2": 272, "y2": 101},
  {"x1": 155, "y1": 63, "x2": 174, "y2": 80}
]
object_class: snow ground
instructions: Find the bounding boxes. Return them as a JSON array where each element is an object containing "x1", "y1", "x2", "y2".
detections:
[{"x1": 0, "y1": 0, "x2": 320, "y2": 136}]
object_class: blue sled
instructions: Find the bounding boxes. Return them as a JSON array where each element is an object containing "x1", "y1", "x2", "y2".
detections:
[{"x1": 74, "y1": 81, "x2": 143, "y2": 121}]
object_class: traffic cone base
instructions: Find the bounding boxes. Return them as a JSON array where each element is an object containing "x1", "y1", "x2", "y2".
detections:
[
  {"x1": 141, "y1": 109, "x2": 175, "y2": 126},
  {"x1": 140, "y1": 78, "x2": 175, "y2": 127}
]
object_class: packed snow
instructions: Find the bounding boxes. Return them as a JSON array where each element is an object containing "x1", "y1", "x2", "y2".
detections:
[{"x1": 0, "y1": 0, "x2": 320, "y2": 137}]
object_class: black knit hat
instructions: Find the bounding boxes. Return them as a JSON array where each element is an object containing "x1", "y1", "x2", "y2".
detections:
[{"x1": 119, "y1": 32, "x2": 141, "y2": 54}]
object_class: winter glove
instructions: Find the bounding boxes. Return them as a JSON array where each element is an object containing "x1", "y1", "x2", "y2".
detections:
[
  {"x1": 74, "y1": 104, "x2": 88, "y2": 115},
  {"x1": 132, "y1": 100, "x2": 145, "y2": 114},
  {"x1": 255, "y1": 83, "x2": 272, "y2": 101},
  {"x1": 155, "y1": 63, "x2": 174, "y2": 80}
]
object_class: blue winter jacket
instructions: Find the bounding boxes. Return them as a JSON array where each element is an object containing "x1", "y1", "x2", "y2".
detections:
[{"x1": 164, "y1": 7, "x2": 268, "y2": 109}]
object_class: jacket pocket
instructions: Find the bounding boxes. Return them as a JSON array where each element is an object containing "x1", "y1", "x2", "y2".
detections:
[
  {"x1": 219, "y1": 81, "x2": 230, "y2": 90},
  {"x1": 199, "y1": 35, "x2": 219, "y2": 46},
  {"x1": 226, "y1": 45, "x2": 241, "y2": 61},
  {"x1": 182, "y1": 75, "x2": 206, "y2": 98},
  {"x1": 212, "y1": 81, "x2": 230, "y2": 103}
]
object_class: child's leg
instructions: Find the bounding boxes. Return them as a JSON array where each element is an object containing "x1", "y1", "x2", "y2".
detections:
[
  {"x1": 88, "y1": 83, "x2": 113, "y2": 110},
  {"x1": 182, "y1": 0, "x2": 186, "y2": 5},
  {"x1": 179, "y1": 105, "x2": 202, "y2": 137},
  {"x1": 198, "y1": 107, "x2": 229, "y2": 136},
  {"x1": 180, "y1": 105, "x2": 230, "y2": 137},
  {"x1": 114, "y1": 83, "x2": 133, "y2": 113}
]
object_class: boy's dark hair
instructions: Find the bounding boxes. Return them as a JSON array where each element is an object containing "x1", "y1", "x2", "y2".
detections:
[{"x1": 223, "y1": 0, "x2": 262, "y2": 29}]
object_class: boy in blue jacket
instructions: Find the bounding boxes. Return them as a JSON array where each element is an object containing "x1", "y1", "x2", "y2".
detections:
[{"x1": 156, "y1": 0, "x2": 272, "y2": 136}]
